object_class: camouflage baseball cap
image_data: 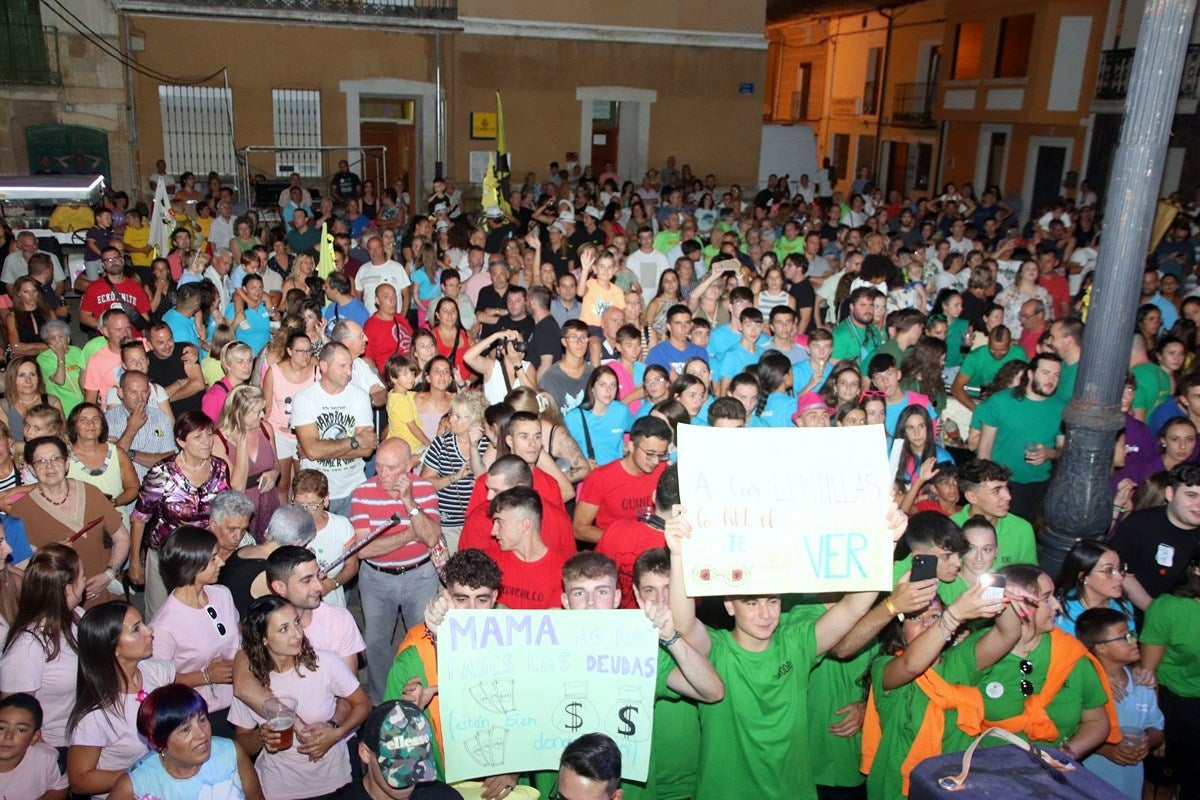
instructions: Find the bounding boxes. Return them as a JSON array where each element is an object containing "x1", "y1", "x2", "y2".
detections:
[{"x1": 361, "y1": 700, "x2": 436, "y2": 789}]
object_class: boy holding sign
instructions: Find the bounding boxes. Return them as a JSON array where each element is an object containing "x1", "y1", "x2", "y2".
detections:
[{"x1": 664, "y1": 505, "x2": 909, "y2": 800}]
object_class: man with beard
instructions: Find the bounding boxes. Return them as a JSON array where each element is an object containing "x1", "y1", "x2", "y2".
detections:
[
  {"x1": 974, "y1": 352, "x2": 1065, "y2": 523},
  {"x1": 830, "y1": 285, "x2": 884, "y2": 362}
]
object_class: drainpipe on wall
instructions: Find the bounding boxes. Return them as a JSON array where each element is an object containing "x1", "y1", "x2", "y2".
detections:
[
  {"x1": 434, "y1": 31, "x2": 445, "y2": 182},
  {"x1": 119, "y1": 12, "x2": 139, "y2": 201},
  {"x1": 872, "y1": 7, "x2": 896, "y2": 188}
]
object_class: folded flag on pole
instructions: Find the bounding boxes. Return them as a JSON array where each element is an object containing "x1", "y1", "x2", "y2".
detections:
[
  {"x1": 496, "y1": 90, "x2": 512, "y2": 216},
  {"x1": 318, "y1": 222, "x2": 336, "y2": 278},
  {"x1": 148, "y1": 180, "x2": 174, "y2": 260},
  {"x1": 482, "y1": 153, "x2": 501, "y2": 212}
]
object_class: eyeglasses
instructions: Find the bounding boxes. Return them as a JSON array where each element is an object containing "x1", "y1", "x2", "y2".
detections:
[
  {"x1": 205, "y1": 605, "x2": 228, "y2": 637},
  {"x1": 1097, "y1": 631, "x2": 1138, "y2": 646},
  {"x1": 644, "y1": 376, "x2": 667, "y2": 386},
  {"x1": 564, "y1": 335, "x2": 589, "y2": 343},
  {"x1": 636, "y1": 444, "x2": 670, "y2": 463},
  {"x1": 31, "y1": 455, "x2": 64, "y2": 468},
  {"x1": 291, "y1": 348, "x2": 312, "y2": 355},
  {"x1": 1091, "y1": 564, "x2": 1128, "y2": 578},
  {"x1": 292, "y1": 501, "x2": 323, "y2": 512},
  {"x1": 1019, "y1": 658, "x2": 1036, "y2": 697}
]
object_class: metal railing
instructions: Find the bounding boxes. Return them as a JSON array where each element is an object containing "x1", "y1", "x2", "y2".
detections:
[
  {"x1": 1096, "y1": 45, "x2": 1200, "y2": 100},
  {"x1": 128, "y1": 0, "x2": 457, "y2": 19},
  {"x1": 892, "y1": 82, "x2": 937, "y2": 125},
  {"x1": 235, "y1": 145, "x2": 389, "y2": 208},
  {"x1": 0, "y1": 23, "x2": 61, "y2": 86}
]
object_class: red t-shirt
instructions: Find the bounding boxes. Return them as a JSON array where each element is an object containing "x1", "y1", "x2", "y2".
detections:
[
  {"x1": 914, "y1": 499, "x2": 955, "y2": 516},
  {"x1": 458, "y1": 502, "x2": 577, "y2": 558},
  {"x1": 465, "y1": 468, "x2": 566, "y2": 516},
  {"x1": 363, "y1": 313, "x2": 413, "y2": 373},
  {"x1": 493, "y1": 547, "x2": 567, "y2": 610},
  {"x1": 576, "y1": 460, "x2": 666, "y2": 530},
  {"x1": 80, "y1": 277, "x2": 151, "y2": 323},
  {"x1": 349, "y1": 476, "x2": 441, "y2": 566},
  {"x1": 1039, "y1": 273, "x2": 1070, "y2": 314},
  {"x1": 595, "y1": 518, "x2": 666, "y2": 609}
]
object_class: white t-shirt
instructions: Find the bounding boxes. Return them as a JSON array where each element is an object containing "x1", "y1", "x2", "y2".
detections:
[
  {"x1": 627, "y1": 249, "x2": 671, "y2": 303},
  {"x1": 0, "y1": 741, "x2": 67, "y2": 797},
  {"x1": 290, "y1": 381, "x2": 373, "y2": 500},
  {"x1": 226, "y1": 649, "x2": 359, "y2": 800},
  {"x1": 105, "y1": 381, "x2": 169, "y2": 412},
  {"x1": 354, "y1": 260, "x2": 411, "y2": 314},
  {"x1": 308, "y1": 514, "x2": 356, "y2": 607},
  {"x1": 351, "y1": 357, "x2": 385, "y2": 400},
  {"x1": 149, "y1": 584, "x2": 241, "y2": 712},
  {"x1": 68, "y1": 658, "x2": 176, "y2": 798},
  {"x1": 0, "y1": 627, "x2": 79, "y2": 747},
  {"x1": 1, "y1": 251, "x2": 67, "y2": 285}
]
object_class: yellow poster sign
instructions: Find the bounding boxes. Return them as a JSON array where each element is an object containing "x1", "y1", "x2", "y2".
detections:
[{"x1": 471, "y1": 112, "x2": 497, "y2": 140}]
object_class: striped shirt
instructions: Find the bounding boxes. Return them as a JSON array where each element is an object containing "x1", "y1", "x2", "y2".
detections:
[
  {"x1": 350, "y1": 476, "x2": 440, "y2": 567},
  {"x1": 419, "y1": 433, "x2": 489, "y2": 526}
]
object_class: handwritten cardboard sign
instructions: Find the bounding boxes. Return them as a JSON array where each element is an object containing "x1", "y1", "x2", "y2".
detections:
[
  {"x1": 676, "y1": 424, "x2": 893, "y2": 596},
  {"x1": 439, "y1": 609, "x2": 658, "y2": 783}
]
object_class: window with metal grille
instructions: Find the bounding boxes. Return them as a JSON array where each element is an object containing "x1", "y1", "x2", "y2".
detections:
[
  {"x1": 159, "y1": 85, "x2": 235, "y2": 176},
  {"x1": 952, "y1": 21, "x2": 985, "y2": 80},
  {"x1": 272, "y1": 89, "x2": 322, "y2": 177}
]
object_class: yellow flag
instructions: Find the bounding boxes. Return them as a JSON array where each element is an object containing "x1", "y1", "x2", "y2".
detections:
[
  {"x1": 318, "y1": 222, "x2": 336, "y2": 278},
  {"x1": 496, "y1": 90, "x2": 506, "y2": 159},
  {"x1": 1149, "y1": 200, "x2": 1178, "y2": 254},
  {"x1": 496, "y1": 90, "x2": 512, "y2": 216},
  {"x1": 482, "y1": 152, "x2": 500, "y2": 210}
]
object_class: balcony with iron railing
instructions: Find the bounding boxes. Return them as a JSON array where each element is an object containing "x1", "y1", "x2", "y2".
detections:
[
  {"x1": 0, "y1": 23, "x2": 62, "y2": 86},
  {"x1": 1095, "y1": 45, "x2": 1200, "y2": 101},
  {"x1": 111, "y1": 0, "x2": 457, "y2": 24},
  {"x1": 892, "y1": 82, "x2": 937, "y2": 126}
]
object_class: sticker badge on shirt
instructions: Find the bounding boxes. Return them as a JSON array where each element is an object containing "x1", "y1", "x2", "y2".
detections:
[
  {"x1": 985, "y1": 681, "x2": 1005, "y2": 699},
  {"x1": 1155, "y1": 543, "x2": 1175, "y2": 568}
]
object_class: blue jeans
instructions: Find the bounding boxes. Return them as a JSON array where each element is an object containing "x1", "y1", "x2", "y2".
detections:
[{"x1": 358, "y1": 559, "x2": 441, "y2": 703}]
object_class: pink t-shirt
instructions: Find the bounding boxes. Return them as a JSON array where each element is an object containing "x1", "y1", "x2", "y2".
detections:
[
  {"x1": 68, "y1": 658, "x2": 176, "y2": 799},
  {"x1": 81, "y1": 345, "x2": 122, "y2": 396},
  {"x1": 0, "y1": 627, "x2": 79, "y2": 747},
  {"x1": 305, "y1": 602, "x2": 366, "y2": 664},
  {"x1": 150, "y1": 585, "x2": 241, "y2": 711},
  {"x1": 0, "y1": 742, "x2": 68, "y2": 799},
  {"x1": 226, "y1": 649, "x2": 359, "y2": 800}
]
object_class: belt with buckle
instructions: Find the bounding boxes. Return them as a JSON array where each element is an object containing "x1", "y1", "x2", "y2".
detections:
[{"x1": 365, "y1": 557, "x2": 431, "y2": 576}]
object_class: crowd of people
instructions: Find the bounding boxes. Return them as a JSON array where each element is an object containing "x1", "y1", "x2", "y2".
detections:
[{"x1": 0, "y1": 156, "x2": 1197, "y2": 800}]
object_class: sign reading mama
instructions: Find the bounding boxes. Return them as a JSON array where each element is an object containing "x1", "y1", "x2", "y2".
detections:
[
  {"x1": 439, "y1": 609, "x2": 658, "y2": 783},
  {"x1": 676, "y1": 424, "x2": 893, "y2": 596}
]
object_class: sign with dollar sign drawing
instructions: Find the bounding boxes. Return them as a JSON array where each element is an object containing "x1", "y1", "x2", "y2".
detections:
[{"x1": 439, "y1": 609, "x2": 659, "y2": 783}]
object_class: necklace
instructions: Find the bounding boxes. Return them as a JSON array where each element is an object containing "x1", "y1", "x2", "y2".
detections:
[
  {"x1": 38, "y1": 482, "x2": 70, "y2": 506},
  {"x1": 179, "y1": 453, "x2": 208, "y2": 470}
]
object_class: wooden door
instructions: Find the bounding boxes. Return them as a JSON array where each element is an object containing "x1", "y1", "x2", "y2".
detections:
[{"x1": 360, "y1": 122, "x2": 417, "y2": 204}]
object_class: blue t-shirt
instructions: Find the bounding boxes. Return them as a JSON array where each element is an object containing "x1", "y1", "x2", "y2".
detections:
[
  {"x1": 792, "y1": 359, "x2": 834, "y2": 393},
  {"x1": 758, "y1": 391, "x2": 797, "y2": 427},
  {"x1": 322, "y1": 298, "x2": 371, "y2": 328},
  {"x1": 885, "y1": 391, "x2": 936, "y2": 439},
  {"x1": 411, "y1": 268, "x2": 442, "y2": 302},
  {"x1": 225, "y1": 300, "x2": 272, "y2": 356},
  {"x1": 162, "y1": 307, "x2": 200, "y2": 350},
  {"x1": 566, "y1": 402, "x2": 634, "y2": 465},
  {"x1": 1146, "y1": 399, "x2": 1183, "y2": 438},
  {"x1": 1081, "y1": 667, "x2": 1164, "y2": 799},
  {"x1": 128, "y1": 736, "x2": 244, "y2": 799},
  {"x1": 647, "y1": 340, "x2": 709, "y2": 377},
  {"x1": 708, "y1": 324, "x2": 770, "y2": 358},
  {"x1": 716, "y1": 344, "x2": 764, "y2": 382}
]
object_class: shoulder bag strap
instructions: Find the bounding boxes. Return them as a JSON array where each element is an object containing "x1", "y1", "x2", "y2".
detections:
[{"x1": 576, "y1": 407, "x2": 595, "y2": 461}]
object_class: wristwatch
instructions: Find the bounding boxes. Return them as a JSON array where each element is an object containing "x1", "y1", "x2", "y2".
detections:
[{"x1": 349, "y1": 436, "x2": 359, "y2": 450}]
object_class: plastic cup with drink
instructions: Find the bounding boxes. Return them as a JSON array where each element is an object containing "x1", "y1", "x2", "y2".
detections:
[
  {"x1": 1118, "y1": 726, "x2": 1147, "y2": 756},
  {"x1": 264, "y1": 695, "x2": 298, "y2": 750}
]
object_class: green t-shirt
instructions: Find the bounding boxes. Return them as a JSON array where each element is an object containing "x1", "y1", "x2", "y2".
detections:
[
  {"x1": 959, "y1": 346, "x2": 1024, "y2": 396},
  {"x1": 1054, "y1": 359, "x2": 1079, "y2": 404},
  {"x1": 36, "y1": 345, "x2": 86, "y2": 416},
  {"x1": 951, "y1": 506, "x2": 1037, "y2": 568},
  {"x1": 861, "y1": 338, "x2": 910, "y2": 376},
  {"x1": 647, "y1": 647, "x2": 702, "y2": 800},
  {"x1": 1131, "y1": 363, "x2": 1172, "y2": 414},
  {"x1": 80, "y1": 335, "x2": 107, "y2": 361},
  {"x1": 383, "y1": 633, "x2": 447, "y2": 779},
  {"x1": 975, "y1": 634, "x2": 1109, "y2": 746},
  {"x1": 866, "y1": 630, "x2": 985, "y2": 800},
  {"x1": 653, "y1": 230, "x2": 682, "y2": 254},
  {"x1": 831, "y1": 319, "x2": 883, "y2": 362},
  {"x1": 775, "y1": 236, "x2": 806, "y2": 260},
  {"x1": 695, "y1": 612, "x2": 821, "y2": 800},
  {"x1": 945, "y1": 318, "x2": 971, "y2": 369},
  {"x1": 1141, "y1": 593, "x2": 1200, "y2": 697},
  {"x1": 971, "y1": 392, "x2": 1066, "y2": 483},
  {"x1": 807, "y1": 643, "x2": 877, "y2": 788}
]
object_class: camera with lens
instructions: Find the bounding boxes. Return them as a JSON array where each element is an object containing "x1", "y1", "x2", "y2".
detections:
[{"x1": 494, "y1": 337, "x2": 527, "y2": 356}]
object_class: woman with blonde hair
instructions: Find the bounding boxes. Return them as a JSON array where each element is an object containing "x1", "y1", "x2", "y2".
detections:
[
  {"x1": 201, "y1": 341, "x2": 254, "y2": 422},
  {"x1": 418, "y1": 390, "x2": 489, "y2": 552},
  {"x1": 211, "y1": 385, "x2": 280, "y2": 541},
  {"x1": 279, "y1": 252, "x2": 315, "y2": 299},
  {"x1": 252, "y1": 313, "x2": 304, "y2": 387},
  {"x1": 505, "y1": 385, "x2": 592, "y2": 484}
]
